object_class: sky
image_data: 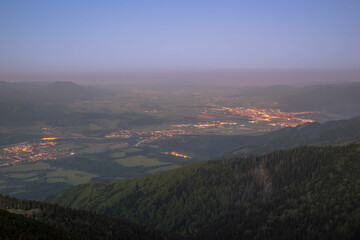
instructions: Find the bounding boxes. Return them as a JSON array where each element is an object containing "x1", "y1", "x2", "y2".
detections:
[{"x1": 0, "y1": 0, "x2": 360, "y2": 83}]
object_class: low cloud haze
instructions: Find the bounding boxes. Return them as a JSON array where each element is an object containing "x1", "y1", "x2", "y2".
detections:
[{"x1": 1, "y1": 69, "x2": 359, "y2": 87}]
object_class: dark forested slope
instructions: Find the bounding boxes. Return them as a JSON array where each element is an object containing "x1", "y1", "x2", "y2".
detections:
[
  {"x1": 0, "y1": 208, "x2": 77, "y2": 240},
  {"x1": 47, "y1": 145, "x2": 360, "y2": 239},
  {"x1": 0, "y1": 194, "x2": 177, "y2": 240}
]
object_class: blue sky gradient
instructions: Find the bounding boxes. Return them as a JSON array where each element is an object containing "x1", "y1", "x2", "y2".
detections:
[{"x1": 1, "y1": 0, "x2": 359, "y2": 76}]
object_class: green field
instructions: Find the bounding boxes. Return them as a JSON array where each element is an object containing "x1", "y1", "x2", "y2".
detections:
[
  {"x1": 123, "y1": 147, "x2": 142, "y2": 153},
  {"x1": 25, "y1": 176, "x2": 41, "y2": 182},
  {"x1": 81, "y1": 145, "x2": 108, "y2": 153},
  {"x1": 115, "y1": 155, "x2": 168, "y2": 167},
  {"x1": 46, "y1": 168, "x2": 98, "y2": 185},
  {"x1": 5, "y1": 172, "x2": 38, "y2": 179},
  {"x1": 110, "y1": 152, "x2": 126, "y2": 158},
  {"x1": 55, "y1": 142, "x2": 83, "y2": 149},
  {"x1": 3, "y1": 162, "x2": 51, "y2": 172},
  {"x1": 0, "y1": 161, "x2": 98, "y2": 190}
]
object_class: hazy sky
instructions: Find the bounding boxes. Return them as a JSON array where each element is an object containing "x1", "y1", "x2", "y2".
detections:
[{"x1": 1, "y1": 0, "x2": 360, "y2": 81}]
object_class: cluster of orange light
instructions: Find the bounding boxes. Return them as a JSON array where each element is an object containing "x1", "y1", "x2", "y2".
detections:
[
  {"x1": 39, "y1": 142, "x2": 56, "y2": 148},
  {"x1": 193, "y1": 123, "x2": 216, "y2": 128},
  {"x1": 144, "y1": 110, "x2": 159, "y2": 113},
  {"x1": 172, "y1": 121, "x2": 237, "y2": 129},
  {"x1": 171, "y1": 124, "x2": 189, "y2": 128},
  {"x1": 213, "y1": 107, "x2": 318, "y2": 127},
  {"x1": 107, "y1": 128, "x2": 192, "y2": 139},
  {"x1": 3, "y1": 144, "x2": 33, "y2": 153},
  {"x1": 41, "y1": 137, "x2": 58, "y2": 141},
  {"x1": 0, "y1": 140, "x2": 70, "y2": 167},
  {"x1": 162, "y1": 151, "x2": 191, "y2": 159}
]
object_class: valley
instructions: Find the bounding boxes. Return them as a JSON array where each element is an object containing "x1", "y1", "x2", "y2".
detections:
[
  {"x1": 0, "y1": 83, "x2": 331, "y2": 199},
  {"x1": 0, "y1": 81, "x2": 360, "y2": 239}
]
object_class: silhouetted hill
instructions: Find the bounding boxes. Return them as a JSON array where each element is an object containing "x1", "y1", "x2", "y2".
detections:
[
  {"x1": 234, "y1": 84, "x2": 301, "y2": 98},
  {"x1": 0, "y1": 102, "x2": 40, "y2": 126},
  {"x1": 0, "y1": 100, "x2": 162, "y2": 129},
  {"x1": 232, "y1": 83, "x2": 360, "y2": 119},
  {"x1": 47, "y1": 145, "x2": 360, "y2": 239},
  {"x1": 0, "y1": 81, "x2": 105, "y2": 104},
  {"x1": 0, "y1": 194, "x2": 178, "y2": 240},
  {"x1": 280, "y1": 84, "x2": 360, "y2": 118},
  {"x1": 232, "y1": 116, "x2": 360, "y2": 156}
]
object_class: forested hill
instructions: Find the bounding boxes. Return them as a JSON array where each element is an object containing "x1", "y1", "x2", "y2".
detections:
[
  {"x1": 0, "y1": 194, "x2": 177, "y2": 240},
  {"x1": 47, "y1": 145, "x2": 360, "y2": 239}
]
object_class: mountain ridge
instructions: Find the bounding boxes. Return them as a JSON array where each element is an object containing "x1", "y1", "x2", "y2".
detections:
[{"x1": 47, "y1": 145, "x2": 360, "y2": 239}]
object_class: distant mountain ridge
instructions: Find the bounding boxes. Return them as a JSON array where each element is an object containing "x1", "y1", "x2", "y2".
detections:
[
  {"x1": 231, "y1": 116, "x2": 360, "y2": 156},
  {"x1": 0, "y1": 81, "x2": 104, "y2": 104},
  {"x1": 280, "y1": 84, "x2": 360, "y2": 117},
  {"x1": 233, "y1": 83, "x2": 360, "y2": 119}
]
